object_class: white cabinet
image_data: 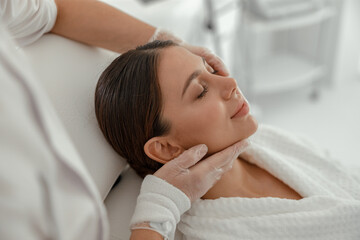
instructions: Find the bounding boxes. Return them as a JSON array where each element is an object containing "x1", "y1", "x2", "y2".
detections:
[{"x1": 231, "y1": 0, "x2": 342, "y2": 102}]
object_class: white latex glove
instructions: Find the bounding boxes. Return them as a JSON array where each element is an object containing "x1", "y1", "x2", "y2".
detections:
[
  {"x1": 130, "y1": 140, "x2": 250, "y2": 239},
  {"x1": 149, "y1": 28, "x2": 230, "y2": 76},
  {"x1": 154, "y1": 140, "x2": 250, "y2": 202}
]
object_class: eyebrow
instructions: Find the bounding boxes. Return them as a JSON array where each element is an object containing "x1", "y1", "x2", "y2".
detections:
[{"x1": 181, "y1": 58, "x2": 206, "y2": 98}]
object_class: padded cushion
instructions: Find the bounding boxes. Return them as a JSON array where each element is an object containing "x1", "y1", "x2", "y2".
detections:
[{"x1": 22, "y1": 34, "x2": 127, "y2": 199}]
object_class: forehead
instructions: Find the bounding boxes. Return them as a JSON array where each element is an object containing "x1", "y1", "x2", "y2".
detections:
[
  {"x1": 158, "y1": 46, "x2": 199, "y2": 74},
  {"x1": 157, "y1": 46, "x2": 200, "y2": 93}
]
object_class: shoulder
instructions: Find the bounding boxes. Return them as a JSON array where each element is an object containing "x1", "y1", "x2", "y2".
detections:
[
  {"x1": 1, "y1": 0, "x2": 58, "y2": 46},
  {"x1": 250, "y1": 124, "x2": 330, "y2": 158},
  {"x1": 250, "y1": 124, "x2": 360, "y2": 185},
  {"x1": 247, "y1": 124, "x2": 336, "y2": 174}
]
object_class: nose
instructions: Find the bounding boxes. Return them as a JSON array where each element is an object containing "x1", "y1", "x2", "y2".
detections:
[{"x1": 219, "y1": 77, "x2": 237, "y2": 100}]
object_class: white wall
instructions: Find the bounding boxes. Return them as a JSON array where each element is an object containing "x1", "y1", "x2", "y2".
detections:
[
  {"x1": 334, "y1": 0, "x2": 360, "y2": 84},
  {"x1": 101, "y1": 0, "x2": 207, "y2": 45}
]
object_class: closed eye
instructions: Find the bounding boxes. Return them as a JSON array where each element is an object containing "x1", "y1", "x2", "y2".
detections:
[{"x1": 197, "y1": 85, "x2": 208, "y2": 99}]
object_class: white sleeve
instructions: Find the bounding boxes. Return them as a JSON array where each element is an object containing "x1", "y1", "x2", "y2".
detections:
[
  {"x1": 0, "y1": 0, "x2": 57, "y2": 46},
  {"x1": 130, "y1": 175, "x2": 191, "y2": 240}
]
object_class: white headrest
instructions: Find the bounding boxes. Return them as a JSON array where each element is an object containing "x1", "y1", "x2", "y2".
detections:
[{"x1": 23, "y1": 34, "x2": 127, "y2": 199}]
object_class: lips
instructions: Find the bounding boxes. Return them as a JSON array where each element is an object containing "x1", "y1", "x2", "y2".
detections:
[{"x1": 231, "y1": 100, "x2": 249, "y2": 119}]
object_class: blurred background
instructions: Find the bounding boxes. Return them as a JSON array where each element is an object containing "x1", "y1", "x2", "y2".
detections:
[{"x1": 102, "y1": 0, "x2": 360, "y2": 166}]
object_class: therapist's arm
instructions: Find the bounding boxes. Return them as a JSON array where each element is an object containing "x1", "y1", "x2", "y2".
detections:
[
  {"x1": 52, "y1": 0, "x2": 156, "y2": 53},
  {"x1": 52, "y1": 0, "x2": 230, "y2": 75}
]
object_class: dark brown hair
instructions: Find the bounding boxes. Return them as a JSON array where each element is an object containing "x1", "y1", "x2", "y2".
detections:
[{"x1": 95, "y1": 40, "x2": 177, "y2": 178}]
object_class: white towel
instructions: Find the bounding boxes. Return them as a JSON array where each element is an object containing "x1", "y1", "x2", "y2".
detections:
[{"x1": 176, "y1": 124, "x2": 360, "y2": 240}]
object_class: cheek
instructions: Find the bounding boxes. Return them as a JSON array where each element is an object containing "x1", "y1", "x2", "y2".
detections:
[
  {"x1": 195, "y1": 104, "x2": 223, "y2": 125},
  {"x1": 171, "y1": 105, "x2": 258, "y2": 154},
  {"x1": 171, "y1": 103, "x2": 227, "y2": 148}
]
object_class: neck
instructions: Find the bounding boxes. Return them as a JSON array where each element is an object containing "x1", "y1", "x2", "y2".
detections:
[{"x1": 201, "y1": 157, "x2": 258, "y2": 199}]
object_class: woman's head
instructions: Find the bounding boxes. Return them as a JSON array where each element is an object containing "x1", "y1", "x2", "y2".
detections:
[
  {"x1": 95, "y1": 40, "x2": 258, "y2": 178},
  {"x1": 95, "y1": 40, "x2": 174, "y2": 178}
]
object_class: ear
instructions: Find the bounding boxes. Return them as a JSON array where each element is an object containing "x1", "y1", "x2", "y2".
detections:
[{"x1": 144, "y1": 137, "x2": 184, "y2": 164}]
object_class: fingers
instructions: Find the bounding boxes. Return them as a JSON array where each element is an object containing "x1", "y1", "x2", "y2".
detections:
[
  {"x1": 167, "y1": 144, "x2": 208, "y2": 170},
  {"x1": 182, "y1": 44, "x2": 229, "y2": 77},
  {"x1": 204, "y1": 54, "x2": 229, "y2": 77},
  {"x1": 192, "y1": 139, "x2": 250, "y2": 176},
  {"x1": 209, "y1": 140, "x2": 250, "y2": 167},
  {"x1": 198, "y1": 48, "x2": 229, "y2": 77}
]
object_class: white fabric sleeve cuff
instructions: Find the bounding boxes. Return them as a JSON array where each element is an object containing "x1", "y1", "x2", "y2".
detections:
[{"x1": 130, "y1": 175, "x2": 191, "y2": 239}]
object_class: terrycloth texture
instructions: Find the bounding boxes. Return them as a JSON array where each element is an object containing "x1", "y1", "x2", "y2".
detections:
[
  {"x1": 176, "y1": 124, "x2": 360, "y2": 240},
  {"x1": 131, "y1": 175, "x2": 191, "y2": 240}
]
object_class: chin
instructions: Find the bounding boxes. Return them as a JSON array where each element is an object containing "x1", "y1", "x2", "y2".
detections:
[
  {"x1": 208, "y1": 117, "x2": 258, "y2": 155},
  {"x1": 250, "y1": 114, "x2": 259, "y2": 133},
  {"x1": 243, "y1": 114, "x2": 258, "y2": 138}
]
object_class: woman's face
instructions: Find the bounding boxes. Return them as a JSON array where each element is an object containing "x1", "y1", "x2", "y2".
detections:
[{"x1": 157, "y1": 46, "x2": 258, "y2": 155}]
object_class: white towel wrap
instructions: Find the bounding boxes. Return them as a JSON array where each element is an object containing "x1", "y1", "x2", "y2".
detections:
[{"x1": 176, "y1": 125, "x2": 360, "y2": 240}]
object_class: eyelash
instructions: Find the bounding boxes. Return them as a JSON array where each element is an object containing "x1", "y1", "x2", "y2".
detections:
[
  {"x1": 197, "y1": 84, "x2": 208, "y2": 99},
  {"x1": 196, "y1": 68, "x2": 217, "y2": 99}
]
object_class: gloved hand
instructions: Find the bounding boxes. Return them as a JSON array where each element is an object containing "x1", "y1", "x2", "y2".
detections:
[
  {"x1": 130, "y1": 140, "x2": 250, "y2": 239},
  {"x1": 154, "y1": 140, "x2": 250, "y2": 202},
  {"x1": 149, "y1": 28, "x2": 229, "y2": 76}
]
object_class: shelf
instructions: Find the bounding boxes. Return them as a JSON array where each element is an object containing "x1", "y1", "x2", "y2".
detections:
[
  {"x1": 251, "y1": 53, "x2": 325, "y2": 95},
  {"x1": 245, "y1": 7, "x2": 334, "y2": 32}
]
